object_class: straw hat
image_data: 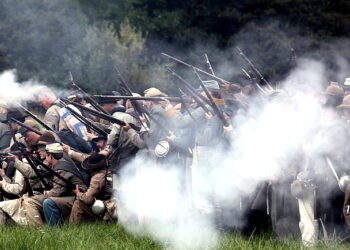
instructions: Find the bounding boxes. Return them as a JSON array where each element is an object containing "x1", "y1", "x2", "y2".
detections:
[
  {"x1": 144, "y1": 88, "x2": 167, "y2": 97},
  {"x1": 337, "y1": 95, "x2": 350, "y2": 109}
]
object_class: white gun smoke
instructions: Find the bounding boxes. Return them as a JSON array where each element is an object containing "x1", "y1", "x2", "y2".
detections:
[
  {"x1": 116, "y1": 57, "x2": 350, "y2": 249},
  {"x1": 0, "y1": 69, "x2": 47, "y2": 106}
]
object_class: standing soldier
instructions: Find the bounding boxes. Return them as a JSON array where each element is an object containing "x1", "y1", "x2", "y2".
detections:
[
  {"x1": 0, "y1": 101, "x2": 11, "y2": 150},
  {"x1": 38, "y1": 88, "x2": 66, "y2": 131}
]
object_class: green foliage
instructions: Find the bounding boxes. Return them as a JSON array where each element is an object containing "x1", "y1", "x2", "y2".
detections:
[
  {"x1": 0, "y1": 0, "x2": 170, "y2": 94},
  {"x1": 1, "y1": 0, "x2": 350, "y2": 92}
]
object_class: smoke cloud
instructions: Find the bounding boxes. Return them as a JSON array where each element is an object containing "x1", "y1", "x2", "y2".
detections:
[
  {"x1": 116, "y1": 55, "x2": 350, "y2": 249},
  {"x1": 0, "y1": 69, "x2": 48, "y2": 106}
]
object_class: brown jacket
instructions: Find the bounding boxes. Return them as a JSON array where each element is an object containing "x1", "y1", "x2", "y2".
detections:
[{"x1": 76, "y1": 170, "x2": 111, "y2": 206}]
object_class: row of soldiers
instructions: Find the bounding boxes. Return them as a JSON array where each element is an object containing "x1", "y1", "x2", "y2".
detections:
[
  {"x1": 1, "y1": 73, "x2": 350, "y2": 245},
  {"x1": 0, "y1": 79, "x2": 236, "y2": 228}
]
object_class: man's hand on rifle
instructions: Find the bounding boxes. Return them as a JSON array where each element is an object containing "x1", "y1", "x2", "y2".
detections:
[
  {"x1": 0, "y1": 169, "x2": 5, "y2": 178},
  {"x1": 73, "y1": 185, "x2": 81, "y2": 195},
  {"x1": 87, "y1": 132, "x2": 96, "y2": 141},
  {"x1": 5, "y1": 153, "x2": 17, "y2": 163},
  {"x1": 160, "y1": 98, "x2": 171, "y2": 108},
  {"x1": 221, "y1": 82, "x2": 230, "y2": 89},
  {"x1": 167, "y1": 131, "x2": 176, "y2": 142},
  {"x1": 223, "y1": 125, "x2": 233, "y2": 133},
  {"x1": 205, "y1": 112, "x2": 213, "y2": 120},
  {"x1": 62, "y1": 145, "x2": 71, "y2": 153},
  {"x1": 123, "y1": 122, "x2": 131, "y2": 131},
  {"x1": 140, "y1": 114, "x2": 147, "y2": 125}
]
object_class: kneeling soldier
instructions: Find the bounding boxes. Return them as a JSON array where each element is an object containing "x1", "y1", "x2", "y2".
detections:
[
  {"x1": 24, "y1": 143, "x2": 87, "y2": 226},
  {"x1": 69, "y1": 153, "x2": 113, "y2": 224}
]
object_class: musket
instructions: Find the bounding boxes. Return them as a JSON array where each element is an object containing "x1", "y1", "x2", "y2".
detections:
[
  {"x1": 93, "y1": 95, "x2": 188, "y2": 103},
  {"x1": 18, "y1": 104, "x2": 54, "y2": 132},
  {"x1": 114, "y1": 66, "x2": 150, "y2": 129},
  {"x1": 31, "y1": 157, "x2": 75, "y2": 190},
  {"x1": 69, "y1": 72, "x2": 107, "y2": 114},
  {"x1": 0, "y1": 151, "x2": 22, "y2": 157},
  {"x1": 204, "y1": 54, "x2": 215, "y2": 76},
  {"x1": 114, "y1": 66, "x2": 172, "y2": 134},
  {"x1": 166, "y1": 67, "x2": 211, "y2": 113},
  {"x1": 9, "y1": 117, "x2": 84, "y2": 153},
  {"x1": 326, "y1": 157, "x2": 340, "y2": 183},
  {"x1": 59, "y1": 102, "x2": 108, "y2": 137},
  {"x1": 192, "y1": 67, "x2": 230, "y2": 127},
  {"x1": 8, "y1": 124, "x2": 50, "y2": 191},
  {"x1": 235, "y1": 47, "x2": 274, "y2": 91},
  {"x1": 162, "y1": 53, "x2": 231, "y2": 85},
  {"x1": 241, "y1": 68, "x2": 269, "y2": 95},
  {"x1": 10, "y1": 118, "x2": 43, "y2": 136},
  {"x1": 61, "y1": 98, "x2": 141, "y2": 132}
]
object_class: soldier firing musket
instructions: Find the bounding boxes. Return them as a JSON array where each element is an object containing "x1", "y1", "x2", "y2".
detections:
[
  {"x1": 69, "y1": 72, "x2": 107, "y2": 115},
  {"x1": 93, "y1": 95, "x2": 190, "y2": 103},
  {"x1": 58, "y1": 101, "x2": 108, "y2": 137},
  {"x1": 192, "y1": 67, "x2": 230, "y2": 128},
  {"x1": 165, "y1": 67, "x2": 212, "y2": 114},
  {"x1": 114, "y1": 66, "x2": 151, "y2": 130}
]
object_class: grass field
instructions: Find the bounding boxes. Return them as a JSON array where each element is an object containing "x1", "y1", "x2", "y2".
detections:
[{"x1": 0, "y1": 222, "x2": 350, "y2": 250}]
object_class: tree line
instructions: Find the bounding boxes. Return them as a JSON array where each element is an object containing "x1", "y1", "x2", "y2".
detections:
[{"x1": 1, "y1": 0, "x2": 350, "y2": 93}]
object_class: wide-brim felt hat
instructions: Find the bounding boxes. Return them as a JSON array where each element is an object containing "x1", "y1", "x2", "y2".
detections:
[
  {"x1": 323, "y1": 84, "x2": 344, "y2": 97},
  {"x1": 82, "y1": 153, "x2": 107, "y2": 170},
  {"x1": 36, "y1": 131, "x2": 56, "y2": 145}
]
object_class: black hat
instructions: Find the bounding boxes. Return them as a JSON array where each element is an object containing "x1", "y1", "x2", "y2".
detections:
[
  {"x1": 98, "y1": 92, "x2": 118, "y2": 104},
  {"x1": 82, "y1": 153, "x2": 107, "y2": 170},
  {"x1": 91, "y1": 134, "x2": 108, "y2": 143},
  {"x1": 111, "y1": 105, "x2": 126, "y2": 114},
  {"x1": 6, "y1": 110, "x2": 26, "y2": 123}
]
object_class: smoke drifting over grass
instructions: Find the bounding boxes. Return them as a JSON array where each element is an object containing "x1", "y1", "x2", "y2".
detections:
[{"x1": 117, "y1": 56, "x2": 350, "y2": 249}]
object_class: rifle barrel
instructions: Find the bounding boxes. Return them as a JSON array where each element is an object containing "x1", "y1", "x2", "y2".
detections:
[
  {"x1": 10, "y1": 118, "x2": 43, "y2": 136},
  {"x1": 61, "y1": 103, "x2": 108, "y2": 137},
  {"x1": 235, "y1": 47, "x2": 273, "y2": 90},
  {"x1": 166, "y1": 67, "x2": 211, "y2": 113},
  {"x1": 69, "y1": 72, "x2": 107, "y2": 114},
  {"x1": 93, "y1": 95, "x2": 186, "y2": 102},
  {"x1": 19, "y1": 104, "x2": 54, "y2": 132},
  {"x1": 61, "y1": 99, "x2": 141, "y2": 131},
  {"x1": 161, "y1": 53, "x2": 231, "y2": 85}
]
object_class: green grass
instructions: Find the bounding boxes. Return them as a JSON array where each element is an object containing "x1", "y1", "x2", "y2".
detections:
[{"x1": 0, "y1": 222, "x2": 349, "y2": 250}]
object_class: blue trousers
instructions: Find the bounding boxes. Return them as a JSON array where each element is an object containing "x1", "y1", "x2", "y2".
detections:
[{"x1": 43, "y1": 198, "x2": 63, "y2": 226}]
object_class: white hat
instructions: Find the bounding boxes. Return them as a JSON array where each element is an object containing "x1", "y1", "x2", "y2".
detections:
[
  {"x1": 344, "y1": 78, "x2": 350, "y2": 87},
  {"x1": 45, "y1": 143, "x2": 63, "y2": 154}
]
